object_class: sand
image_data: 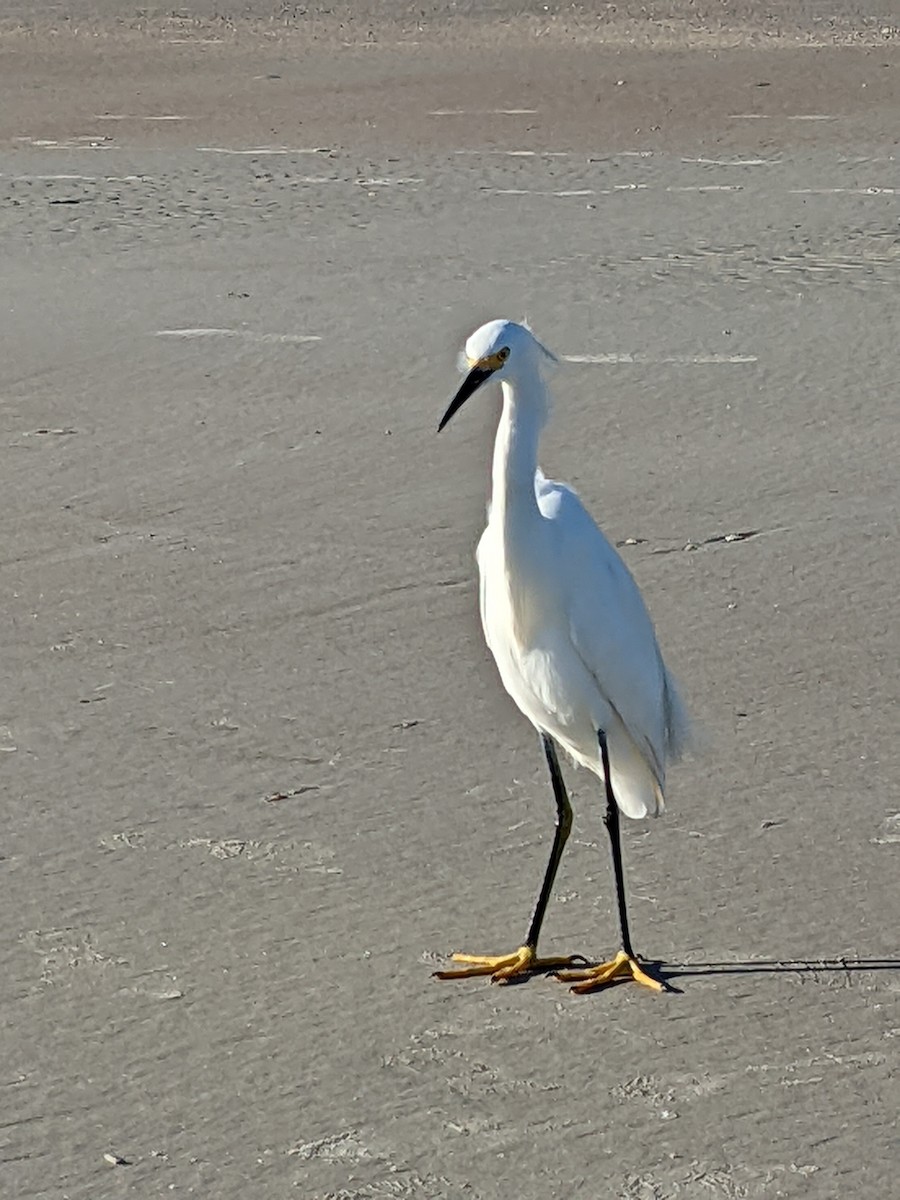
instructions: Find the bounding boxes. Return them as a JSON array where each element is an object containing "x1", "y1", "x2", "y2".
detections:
[{"x1": 2, "y1": 3, "x2": 899, "y2": 1197}]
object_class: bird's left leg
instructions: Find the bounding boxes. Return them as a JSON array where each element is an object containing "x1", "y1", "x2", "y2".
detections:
[
  {"x1": 556, "y1": 730, "x2": 664, "y2": 995},
  {"x1": 435, "y1": 732, "x2": 581, "y2": 984}
]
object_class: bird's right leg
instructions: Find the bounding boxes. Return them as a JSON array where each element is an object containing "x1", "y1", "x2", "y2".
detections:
[
  {"x1": 556, "y1": 729, "x2": 664, "y2": 994},
  {"x1": 435, "y1": 732, "x2": 580, "y2": 984}
]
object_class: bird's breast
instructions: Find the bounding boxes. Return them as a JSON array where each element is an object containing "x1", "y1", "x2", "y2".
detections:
[{"x1": 479, "y1": 521, "x2": 554, "y2": 651}]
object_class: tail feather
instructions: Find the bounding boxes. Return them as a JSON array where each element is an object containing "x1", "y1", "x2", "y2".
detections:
[
  {"x1": 607, "y1": 720, "x2": 664, "y2": 821},
  {"x1": 610, "y1": 671, "x2": 689, "y2": 820}
]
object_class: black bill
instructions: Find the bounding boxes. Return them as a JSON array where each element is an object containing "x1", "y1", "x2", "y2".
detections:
[{"x1": 437, "y1": 363, "x2": 497, "y2": 432}]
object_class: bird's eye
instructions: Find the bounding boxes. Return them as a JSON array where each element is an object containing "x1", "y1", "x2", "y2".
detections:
[{"x1": 498, "y1": 347, "x2": 510, "y2": 361}]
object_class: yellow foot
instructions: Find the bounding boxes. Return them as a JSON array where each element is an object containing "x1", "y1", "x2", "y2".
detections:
[
  {"x1": 556, "y1": 949, "x2": 664, "y2": 995},
  {"x1": 434, "y1": 945, "x2": 578, "y2": 985}
]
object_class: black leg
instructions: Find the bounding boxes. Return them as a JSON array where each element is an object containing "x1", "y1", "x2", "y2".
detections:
[
  {"x1": 598, "y1": 729, "x2": 635, "y2": 959},
  {"x1": 523, "y1": 733, "x2": 573, "y2": 950}
]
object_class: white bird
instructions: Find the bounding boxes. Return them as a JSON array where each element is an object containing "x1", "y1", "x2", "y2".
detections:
[{"x1": 434, "y1": 319, "x2": 689, "y2": 994}]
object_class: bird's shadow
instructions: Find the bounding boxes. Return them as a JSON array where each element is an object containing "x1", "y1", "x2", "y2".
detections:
[
  {"x1": 637, "y1": 956, "x2": 900, "y2": 995},
  {"x1": 491, "y1": 955, "x2": 900, "y2": 993}
]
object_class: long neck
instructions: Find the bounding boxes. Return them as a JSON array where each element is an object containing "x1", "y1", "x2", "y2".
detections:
[{"x1": 490, "y1": 373, "x2": 547, "y2": 526}]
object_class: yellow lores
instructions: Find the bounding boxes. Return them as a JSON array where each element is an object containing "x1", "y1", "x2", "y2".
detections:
[
  {"x1": 468, "y1": 348, "x2": 509, "y2": 373},
  {"x1": 435, "y1": 319, "x2": 689, "y2": 995}
]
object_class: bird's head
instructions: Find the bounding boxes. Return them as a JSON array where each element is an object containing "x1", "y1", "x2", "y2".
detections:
[{"x1": 438, "y1": 319, "x2": 555, "y2": 431}]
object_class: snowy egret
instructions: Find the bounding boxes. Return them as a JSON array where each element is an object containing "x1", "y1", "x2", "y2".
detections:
[{"x1": 434, "y1": 319, "x2": 689, "y2": 994}]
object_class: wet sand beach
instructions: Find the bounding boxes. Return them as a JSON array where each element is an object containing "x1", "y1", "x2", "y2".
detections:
[{"x1": 2, "y1": 4, "x2": 899, "y2": 1197}]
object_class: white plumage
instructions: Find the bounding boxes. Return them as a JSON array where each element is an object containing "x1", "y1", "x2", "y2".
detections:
[
  {"x1": 470, "y1": 322, "x2": 688, "y2": 818},
  {"x1": 435, "y1": 317, "x2": 689, "y2": 992}
]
